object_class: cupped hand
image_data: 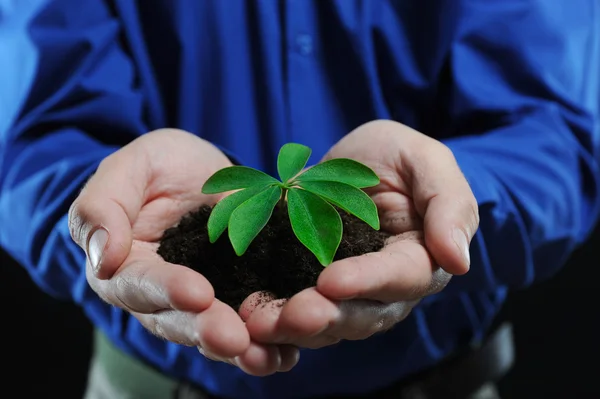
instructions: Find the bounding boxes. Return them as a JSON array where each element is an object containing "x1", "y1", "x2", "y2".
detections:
[
  {"x1": 68, "y1": 129, "x2": 298, "y2": 375},
  {"x1": 243, "y1": 120, "x2": 479, "y2": 349}
]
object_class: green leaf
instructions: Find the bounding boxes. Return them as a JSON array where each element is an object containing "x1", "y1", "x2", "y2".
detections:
[
  {"x1": 299, "y1": 181, "x2": 380, "y2": 230},
  {"x1": 202, "y1": 166, "x2": 279, "y2": 194},
  {"x1": 296, "y1": 158, "x2": 380, "y2": 188},
  {"x1": 287, "y1": 188, "x2": 342, "y2": 266},
  {"x1": 228, "y1": 185, "x2": 282, "y2": 256},
  {"x1": 277, "y1": 143, "x2": 312, "y2": 183},
  {"x1": 206, "y1": 186, "x2": 265, "y2": 243}
]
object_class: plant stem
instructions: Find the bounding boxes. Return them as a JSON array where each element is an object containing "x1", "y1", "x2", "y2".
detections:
[{"x1": 278, "y1": 188, "x2": 288, "y2": 218}]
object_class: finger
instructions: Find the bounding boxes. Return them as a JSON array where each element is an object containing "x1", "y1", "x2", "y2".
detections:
[
  {"x1": 278, "y1": 345, "x2": 301, "y2": 372},
  {"x1": 247, "y1": 290, "x2": 414, "y2": 346},
  {"x1": 246, "y1": 289, "x2": 342, "y2": 348},
  {"x1": 327, "y1": 300, "x2": 417, "y2": 341},
  {"x1": 239, "y1": 291, "x2": 277, "y2": 322},
  {"x1": 199, "y1": 342, "x2": 299, "y2": 376},
  {"x1": 135, "y1": 309, "x2": 201, "y2": 346},
  {"x1": 233, "y1": 342, "x2": 282, "y2": 376},
  {"x1": 317, "y1": 232, "x2": 451, "y2": 303},
  {"x1": 406, "y1": 140, "x2": 479, "y2": 275},
  {"x1": 132, "y1": 300, "x2": 249, "y2": 358},
  {"x1": 197, "y1": 346, "x2": 236, "y2": 367},
  {"x1": 195, "y1": 300, "x2": 252, "y2": 358},
  {"x1": 370, "y1": 191, "x2": 423, "y2": 234},
  {"x1": 69, "y1": 149, "x2": 148, "y2": 280},
  {"x1": 87, "y1": 244, "x2": 214, "y2": 313}
]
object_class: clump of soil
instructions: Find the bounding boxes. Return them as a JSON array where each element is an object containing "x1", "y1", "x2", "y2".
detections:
[{"x1": 157, "y1": 204, "x2": 390, "y2": 310}]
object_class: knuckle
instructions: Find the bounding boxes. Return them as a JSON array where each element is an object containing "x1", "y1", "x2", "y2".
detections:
[
  {"x1": 113, "y1": 274, "x2": 135, "y2": 309},
  {"x1": 428, "y1": 281, "x2": 446, "y2": 296},
  {"x1": 419, "y1": 139, "x2": 453, "y2": 164},
  {"x1": 366, "y1": 319, "x2": 386, "y2": 337},
  {"x1": 429, "y1": 269, "x2": 451, "y2": 295},
  {"x1": 437, "y1": 141, "x2": 456, "y2": 162},
  {"x1": 96, "y1": 154, "x2": 115, "y2": 171},
  {"x1": 112, "y1": 266, "x2": 160, "y2": 313},
  {"x1": 136, "y1": 268, "x2": 155, "y2": 306},
  {"x1": 192, "y1": 329, "x2": 202, "y2": 347},
  {"x1": 336, "y1": 301, "x2": 390, "y2": 340},
  {"x1": 376, "y1": 302, "x2": 415, "y2": 331},
  {"x1": 394, "y1": 302, "x2": 416, "y2": 323},
  {"x1": 152, "y1": 315, "x2": 166, "y2": 338},
  {"x1": 137, "y1": 314, "x2": 170, "y2": 342},
  {"x1": 377, "y1": 319, "x2": 397, "y2": 334},
  {"x1": 144, "y1": 314, "x2": 160, "y2": 335},
  {"x1": 406, "y1": 282, "x2": 428, "y2": 300}
]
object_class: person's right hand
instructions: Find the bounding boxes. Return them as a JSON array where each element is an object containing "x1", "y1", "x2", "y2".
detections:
[{"x1": 68, "y1": 129, "x2": 299, "y2": 376}]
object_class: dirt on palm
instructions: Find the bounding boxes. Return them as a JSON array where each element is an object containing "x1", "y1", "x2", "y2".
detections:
[{"x1": 157, "y1": 204, "x2": 390, "y2": 310}]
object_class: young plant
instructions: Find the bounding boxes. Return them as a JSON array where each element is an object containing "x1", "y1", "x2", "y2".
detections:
[{"x1": 201, "y1": 143, "x2": 380, "y2": 266}]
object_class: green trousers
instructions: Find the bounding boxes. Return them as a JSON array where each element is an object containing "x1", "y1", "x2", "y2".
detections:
[{"x1": 83, "y1": 330, "x2": 502, "y2": 399}]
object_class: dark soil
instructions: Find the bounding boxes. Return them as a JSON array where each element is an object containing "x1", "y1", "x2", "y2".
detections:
[{"x1": 157, "y1": 205, "x2": 390, "y2": 310}]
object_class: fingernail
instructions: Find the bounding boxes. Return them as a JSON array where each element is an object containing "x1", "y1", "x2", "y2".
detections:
[
  {"x1": 88, "y1": 227, "x2": 108, "y2": 273},
  {"x1": 452, "y1": 228, "x2": 470, "y2": 269}
]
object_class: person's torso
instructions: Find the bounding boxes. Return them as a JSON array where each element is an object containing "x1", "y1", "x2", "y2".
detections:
[
  {"x1": 108, "y1": 1, "x2": 505, "y2": 397},
  {"x1": 115, "y1": 0, "x2": 461, "y2": 173}
]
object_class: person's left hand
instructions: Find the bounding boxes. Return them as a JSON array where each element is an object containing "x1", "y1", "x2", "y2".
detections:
[{"x1": 240, "y1": 120, "x2": 479, "y2": 349}]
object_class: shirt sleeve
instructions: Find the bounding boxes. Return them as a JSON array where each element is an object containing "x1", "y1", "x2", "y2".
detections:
[
  {"x1": 440, "y1": 1, "x2": 600, "y2": 294},
  {"x1": 0, "y1": 0, "x2": 196, "y2": 375}
]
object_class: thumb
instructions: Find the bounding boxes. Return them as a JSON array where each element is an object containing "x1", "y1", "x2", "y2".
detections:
[
  {"x1": 409, "y1": 143, "x2": 479, "y2": 275},
  {"x1": 68, "y1": 151, "x2": 146, "y2": 280}
]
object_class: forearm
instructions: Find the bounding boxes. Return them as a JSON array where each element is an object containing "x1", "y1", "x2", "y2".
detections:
[
  {"x1": 0, "y1": 128, "x2": 116, "y2": 297},
  {"x1": 0, "y1": 0, "x2": 190, "y2": 375},
  {"x1": 429, "y1": 0, "x2": 600, "y2": 294},
  {"x1": 442, "y1": 108, "x2": 599, "y2": 294}
]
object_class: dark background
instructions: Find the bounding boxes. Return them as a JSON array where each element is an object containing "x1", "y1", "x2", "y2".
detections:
[{"x1": 1, "y1": 224, "x2": 598, "y2": 398}]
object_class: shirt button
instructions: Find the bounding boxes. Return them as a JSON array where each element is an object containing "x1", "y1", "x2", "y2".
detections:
[{"x1": 295, "y1": 34, "x2": 313, "y2": 55}]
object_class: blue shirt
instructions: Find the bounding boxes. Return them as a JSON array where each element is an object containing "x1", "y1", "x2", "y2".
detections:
[{"x1": 1, "y1": 1, "x2": 599, "y2": 398}]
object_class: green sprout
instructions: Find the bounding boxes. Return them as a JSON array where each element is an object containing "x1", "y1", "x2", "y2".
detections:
[{"x1": 201, "y1": 143, "x2": 380, "y2": 266}]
